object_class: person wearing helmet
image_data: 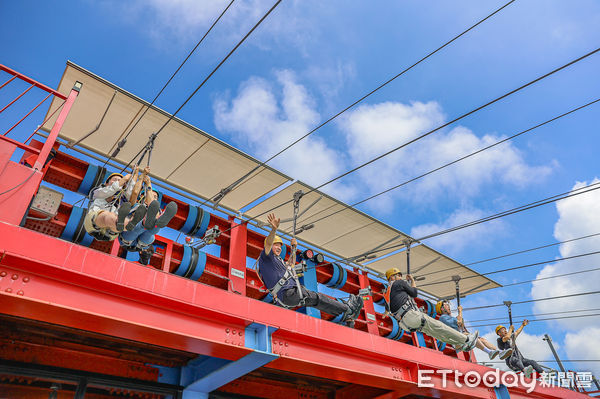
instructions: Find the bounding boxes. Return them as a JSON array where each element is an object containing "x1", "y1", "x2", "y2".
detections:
[
  {"x1": 385, "y1": 268, "x2": 479, "y2": 352},
  {"x1": 496, "y1": 321, "x2": 543, "y2": 378},
  {"x1": 436, "y1": 300, "x2": 512, "y2": 360},
  {"x1": 83, "y1": 171, "x2": 147, "y2": 240},
  {"x1": 258, "y1": 213, "x2": 363, "y2": 326}
]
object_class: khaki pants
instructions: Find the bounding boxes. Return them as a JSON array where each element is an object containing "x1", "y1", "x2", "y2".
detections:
[{"x1": 397, "y1": 309, "x2": 468, "y2": 349}]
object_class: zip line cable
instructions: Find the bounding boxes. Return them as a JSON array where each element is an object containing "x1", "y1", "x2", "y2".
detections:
[
  {"x1": 467, "y1": 313, "x2": 600, "y2": 328},
  {"x1": 220, "y1": 46, "x2": 600, "y2": 239},
  {"x1": 100, "y1": 0, "x2": 237, "y2": 170},
  {"x1": 462, "y1": 289, "x2": 600, "y2": 311},
  {"x1": 492, "y1": 265, "x2": 600, "y2": 289},
  {"x1": 467, "y1": 307, "x2": 600, "y2": 324},
  {"x1": 417, "y1": 231, "x2": 600, "y2": 279},
  {"x1": 419, "y1": 249, "x2": 600, "y2": 288},
  {"x1": 203, "y1": 0, "x2": 517, "y2": 206},
  {"x1": 463, "y1": 232, "x2": 600, "y2": 267},
  {"x1": 331, "y1": 181, "x2": 600, "y2": 265},
  {"x1": 121, "y1": 0, "x2": 282, "y2": 172},
  {"x1": 284, "y1": 98, "x2": 600, "y2": 234}
]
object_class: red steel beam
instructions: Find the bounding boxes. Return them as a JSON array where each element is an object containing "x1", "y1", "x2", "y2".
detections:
[
  {"x1": 0, "y1": 223, "x2": 586, "y2": 398},
  {"x1": 0, "y1": 64, "x2": 68, "y2": 100}
]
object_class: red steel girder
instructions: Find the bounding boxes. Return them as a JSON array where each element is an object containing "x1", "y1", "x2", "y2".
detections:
[{"x1": 0, "y1": 223, "x2": 587, "y2": 398}]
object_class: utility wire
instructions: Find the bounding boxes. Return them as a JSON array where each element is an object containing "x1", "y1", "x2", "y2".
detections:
[
  {"x1": 121, "y1": 0, "x2": 282, "y2": 172},
  {"x1": 467, "y1": 313, "x2": 600, "y2": 328},
  {"x1": 418, "y1": 231, "x2": 600, "y2": 279},
  {"x1": 419, "y1": 249, "x2": 600, "y2": 288},
  {"x1": 467, "y1": 307, "x2": 600, "y2": 324},
  {"x1": 462, "y1": 289, "x2": 600, "y2": 311},
  {"x1": 203, "y1": 0, "x2": 517, "y2": 205},
  {"x1": 101, "y1": 0, "x2": 236, "y2": 170},
  {"x1": 286, "y1": 98, "x2": 600, "y2": 234},
  {"x1": 337, "y1": 181, "x2": 600, "y2": 264},
  {"x1": 224, "y1": 46, "x2": 600, "y2": 237}
]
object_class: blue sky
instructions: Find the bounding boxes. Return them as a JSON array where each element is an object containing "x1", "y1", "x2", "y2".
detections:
[{"x1": 2, "y1": 0, "x2": 600, "y2": 375}]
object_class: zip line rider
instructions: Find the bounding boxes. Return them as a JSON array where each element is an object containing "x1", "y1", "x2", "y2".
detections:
[
  {"x1": 496, "y1": 321, "x2": 544, "y2": 378},
  {"x1": 119, "y1": 170, "x2": 177, "y2": 265},
  {"x1": 384, "y1": 268, "x2": 479, "y2": 352},
  {"x1": 258, "y1": 213, "x2": 364, "y2": 327},
  {"x1": 436, "y1": 300, "x2": 512, "y2": 360},
  {"x1": 83, "y1": 172, "x2": 147, "y2": 240}
]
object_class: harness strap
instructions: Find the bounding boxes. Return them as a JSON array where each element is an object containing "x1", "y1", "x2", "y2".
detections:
[{"x1": 392, "y1": 300, "x2": 425, "y2": 332}]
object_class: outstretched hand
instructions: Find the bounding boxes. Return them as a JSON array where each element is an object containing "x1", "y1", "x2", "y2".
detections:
[
  {"x1": 267, "y1": 213, "x2": 280, "y2": 230},
  {"x1": 522, "y1": 319, "x2": 529, "y2": 326},
  {"x1": 290, "y1": 238, "x2": 297, "y2": 246}
]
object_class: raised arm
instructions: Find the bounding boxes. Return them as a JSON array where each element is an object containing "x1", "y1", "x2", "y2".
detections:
[
  {"x1": 405, "y1": 274, "x2": 418, "y2": 297},
  {"x1": 264, "y1": 213, "x2": 280, "y2": 255},
  {"x1": 514, "y1": 319, "x2": 528, "y2": 339}
]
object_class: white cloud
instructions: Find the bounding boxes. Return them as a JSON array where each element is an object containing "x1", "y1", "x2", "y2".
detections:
[
  {"x1": 410, "y1": 208, "x2": 506, "y2": 256},
  {"x1": 338, "y1": 102, "x2": 554, "y2": 209},
  {"x1": 564, "y1": 327, "x2": 600, "y2": 376},
  {"x1": 213, "y1": 69, "x2": 355, "y2": 199},
  {"x1": 112, "y1": 0, "x2": 318, "y2": 53},
  {"x1": 531, "y1": 178, "x2": 600, "y2": 331}
]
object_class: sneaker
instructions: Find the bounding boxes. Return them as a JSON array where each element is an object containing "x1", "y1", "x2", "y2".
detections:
[
  {"x1": 116, "y1": 202, "x2": 132, "y2": 231},
  {"x1": 126, "y1": 205, "x2": 147, "y2": 231},
  {"x1": 156, "y1": 202, "x2": 177, "y2": 229},
  {"x1": 138, "y1": 245, "x2": 154, "y2": 266},
  {"x1": 523, "y1": 365, "x2": 534, "y2": 379},
  {"x1": 143, "y1": 200, "x2": 160, "y2": 229},
  {"x1": 343, "y1": 294, "x2": 364, "y2": 322},
  {"x1": 488, "y1": 349, "x2": 500, "y2": 360},
  {"x1": 462, "y1": 331, "x2": 479, "y2": 352},
  {"x1": 499, "y1": 348, "x2": 513, "y2": 360}
]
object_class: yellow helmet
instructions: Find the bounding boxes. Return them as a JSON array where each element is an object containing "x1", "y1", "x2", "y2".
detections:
[
  {"x1": 385, "y1": 267, "x2": 402, "y2": 280},
  {"x1": 265, "y1": 235, "x2": 283, "y2": 247},
  {"x1": 105, "y1": 172, "x2": 123, "y2": 183},
  {"x1": 436, "y1": 300, "x2": 447, "y2": 315},
  {"x1": 495, "y1": 325, "x2": 506, "y2": 335}
]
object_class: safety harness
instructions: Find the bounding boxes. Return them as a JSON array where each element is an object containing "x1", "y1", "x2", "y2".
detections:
[{"x1": 257, "y1": 190, "x2": 307, "y2": 309}]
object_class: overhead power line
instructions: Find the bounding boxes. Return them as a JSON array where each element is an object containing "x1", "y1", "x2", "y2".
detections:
[
  {"x1": 100, "y1": 0, "x2": 236, "y2": 169},
  {"x1": 122, "y1": 0, "x2": 282, "y2": 172},
  {"x1": 206, "y1": 0, "x2": 517, "y2": 206},
  {"x1": 462, "y1": 289, "x2": 600, "y2": 311},
  {"x1": 286, "y1": 98, "x2": 600, "y2": 234}
]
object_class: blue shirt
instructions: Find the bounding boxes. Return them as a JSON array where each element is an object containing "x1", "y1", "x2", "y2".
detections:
[
  {"x1": 439, "y1": 314, "x2": 460, "y2": 331},
  {"x1": 258, "y1": 249, "x2": 295, "y2": 292}
]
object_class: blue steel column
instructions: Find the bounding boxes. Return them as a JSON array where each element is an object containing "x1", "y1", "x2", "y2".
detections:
[
  {"x1": 299, "y1": 259, "x2": 320, "y2": 318},
  {"x1": 177, "y1": 323, "x2": 278, "y2": 398},
  {"x1": 494, "y1": 384, "x2": 510, "y2": 399}
]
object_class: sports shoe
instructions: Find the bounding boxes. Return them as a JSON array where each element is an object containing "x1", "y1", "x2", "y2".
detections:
[
  {"x1": 462, "y1": 330, "x2": 479, "y2": 352},
  {"x1": 116, "y1": 202, "x2": 132, "y2": 232},
  {"x1": 499, "y1": 348, "x2": 513, "y2": 360},
  {"x1": 523, "y1": 365, "x2": 534, "y2": 379},
  {"x1": 155, "y1": 201, "x2": 177, "y2": 229},
  {"x1": 488, "y1": 349, "x2": 500, "y2": 360},
  {"x1": 343, "y1": 294, "x2": 364, "y2": 322},
  {"x1": 143, "y1": 200, "x2": 160, "y2": 229},
  {"x1": 125, "y1": 205, "x2": 147, "y2": 231},
  {"x1": 138, "y1": 245, "x2": 154, "y2": 266}
]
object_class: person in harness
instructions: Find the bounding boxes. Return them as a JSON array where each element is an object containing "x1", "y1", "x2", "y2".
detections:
[
  {"x1": 258, "y1": 213, "x2": 364, "y2": 327},
  {"x1": 496, "y1": 322, "x2": 543, "y2": 378},
  {"x1": 119, "y1": 172, "x2": 177, "y2": 265},
  {"x1": 385, "y1": 268, "x2": 479, "y2": 351},
  {"x1": 436, "y1": 300, "x2": 512, "y2": 360},
  {"x1": 83, "y1": 172, "x2": 147, "y2": 241}
]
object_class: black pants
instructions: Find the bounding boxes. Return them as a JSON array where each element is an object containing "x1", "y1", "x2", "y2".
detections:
[
  {"x1": 508, "y1": 356, "x2": 544, "y2": 373},
  {"x1": 279, "y1": 286, "x2": 348, "y2": 317}
]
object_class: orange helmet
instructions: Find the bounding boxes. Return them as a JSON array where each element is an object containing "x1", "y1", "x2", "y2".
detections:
[
  {"x1": 495, "y1": 325, "x2": 506, "y2": 335},
  {"x1": 385, "y1": 268, "x2": 402, "y2": 280}
]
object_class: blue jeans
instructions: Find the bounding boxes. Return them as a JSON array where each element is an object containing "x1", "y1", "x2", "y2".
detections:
[{"x1": 119, "y1": 221, "x2": 159, "y2": 248}]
